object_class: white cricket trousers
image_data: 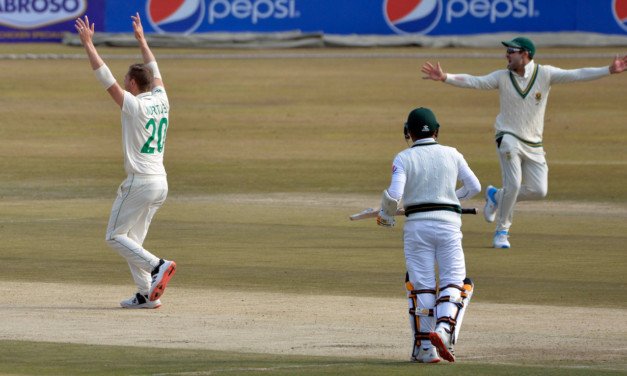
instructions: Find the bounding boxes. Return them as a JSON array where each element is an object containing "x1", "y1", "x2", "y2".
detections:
[
  {"x1": 404, "y1": 219, "x2": 466, "y2": 347},
  {"x1": 495, "y1": 134, "x2": 548, "y2": 232},
  {"x1": 106, "y1": 174, "x2": 168, "y2": 295}
]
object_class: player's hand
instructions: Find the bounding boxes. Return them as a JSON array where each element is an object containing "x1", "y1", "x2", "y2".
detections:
[
  {"x1": 421, "y1": 61, "x2": 446, "y2": 81},
  {"x1": 74, "y1": 16, "x2": 94, "y2": 45},
  {"x1": 609, "y1": 54, "x2": 627, "y2": 74},
  {"x1": 377, "y1": 210, "x2": 395, "y2": 227},
  {"x1": 131, "y1": 12, "x2": 145, "y2": 42}
]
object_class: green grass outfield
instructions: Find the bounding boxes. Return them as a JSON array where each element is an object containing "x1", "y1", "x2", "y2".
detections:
[
  {"x1": 2, "y1": 340, "x2": 622, "y2": 376},
  {"x1": 0, "y1": 44, "x2": 625, "y2": 375}
]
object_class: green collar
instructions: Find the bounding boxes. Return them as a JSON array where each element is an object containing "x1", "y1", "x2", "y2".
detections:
[
  {"x1": 411, "y1": 142, "x2": 438, "y2": 148},
  {"x1": 509, "y1": 64, "x2": 539, "y2": 99}
]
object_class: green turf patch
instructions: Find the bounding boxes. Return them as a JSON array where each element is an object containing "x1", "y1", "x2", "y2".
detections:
[{"x1": 0, "y1": 340, "x2": 622, "y2": 376}]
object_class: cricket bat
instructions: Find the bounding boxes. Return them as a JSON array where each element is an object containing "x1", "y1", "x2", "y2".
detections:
[{"x1": 349, "y1": 207, "x2": 477, "y2": 221}]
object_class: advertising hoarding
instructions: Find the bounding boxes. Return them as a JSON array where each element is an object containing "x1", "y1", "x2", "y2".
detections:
[
  {"x1": 1, "y1": 0, "x2": 626, "y2": 42},
  {"x1": 0, "y1": 0, "x2": 104, "y2": 42},
  {"x1": 109, "y1": 0, "x2": 627, "y2": 36}
]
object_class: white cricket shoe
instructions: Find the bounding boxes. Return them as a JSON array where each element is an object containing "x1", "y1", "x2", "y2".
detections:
[
  {"x1": 149, "y1": 259, "x2": 177, "y2": 302},
  {"x1": 121, "y1": 293, "x2": 161, "y2": 309},
  {"x1": 429, "y1": 327, "x2": 455, "y2": 362},
  {"x1": 411, "y1": 347, "x2": 440, "y2": 363},
  {"x1": 493, "y1": 231, "x2": 510, "y2": 248},
  {"x1": 484, "y1": 185, "x2": 498, "y2": 223}
]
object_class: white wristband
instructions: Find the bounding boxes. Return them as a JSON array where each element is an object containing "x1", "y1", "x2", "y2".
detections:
[
  {"x1": 146, "y1": 61, "x2": 162, "y2": 79},
  {"x1": 94, "y1": 64, "x2": 116, "y2": 90}
]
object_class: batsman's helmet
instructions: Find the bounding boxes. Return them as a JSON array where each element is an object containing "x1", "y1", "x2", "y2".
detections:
[{"x1": 404, "y1": 107, "x2": 440, "y2": 140}]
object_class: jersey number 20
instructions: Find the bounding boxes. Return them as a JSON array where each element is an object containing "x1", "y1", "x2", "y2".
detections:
[{"x1": 141, "y1": 117, "x2": 168, "y2": 154}]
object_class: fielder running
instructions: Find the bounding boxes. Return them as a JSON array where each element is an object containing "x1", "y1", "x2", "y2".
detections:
[
  {"x1": 377, "y1": 107, "x2": 481, "y2": 363},
  {"x1": 421, "y1": 37, "x2": 627, "y2": 248},
  {"x1": 76, "y1": 14, "x2": 176, "y2": 309}
]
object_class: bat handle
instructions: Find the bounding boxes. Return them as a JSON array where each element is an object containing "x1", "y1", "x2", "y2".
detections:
[{"x1": 461, "y1": 208, "x2": 478, "y2": 215}]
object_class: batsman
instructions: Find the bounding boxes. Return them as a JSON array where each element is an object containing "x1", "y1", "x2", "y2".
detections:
[{"x1": 377, "y1": 108, "x2": 481, "y2": 363}]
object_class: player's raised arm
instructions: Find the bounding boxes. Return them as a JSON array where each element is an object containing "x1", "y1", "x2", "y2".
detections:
[
  {"x1": 131, "y1": 13, "x2": 164, "y2": 89},
  {"x1": 75, "y1": 16, "x2": 125, "y2": 108}
]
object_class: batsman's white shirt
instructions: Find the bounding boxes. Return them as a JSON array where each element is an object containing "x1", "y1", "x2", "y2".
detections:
[
  {"x1": 388, "y1": 139, "x2": 480, "y2": 226},
  {"x1": 445, "y1": 61, "x2": 610, "y2": 143},
  {"x1": 121, "y1": 86, "x2": 169, "y2": 175}
]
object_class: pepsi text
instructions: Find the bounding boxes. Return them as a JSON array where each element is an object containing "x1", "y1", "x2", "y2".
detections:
[{"x1": 208, "y1": 0, "x2": 299, "y2": 25}]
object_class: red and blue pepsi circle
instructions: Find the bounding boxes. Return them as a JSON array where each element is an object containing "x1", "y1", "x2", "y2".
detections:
[
  {"x1": 383, "y1": 0, "x2": 442, "y2": 35},
  {"x1": 613, "y1": 0, "x2": 627, "y2": 33},
  {"x1": 146, "y1": 0, "x2": 205, "y2": 34}
]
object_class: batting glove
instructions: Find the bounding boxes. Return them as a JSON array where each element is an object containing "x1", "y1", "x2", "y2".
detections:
[{"x1": 377, "y1": 210, "x2": 395, "y2": 227}]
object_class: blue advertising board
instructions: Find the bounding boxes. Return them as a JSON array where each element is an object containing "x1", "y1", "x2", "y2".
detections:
[
  {"x1": 0, "y1": 0, "x2": 105, "y2": 42},
  {"x1": 2, "y1": 0, "x2": 627, "y2": 42},
  {"x1": 103, "y1": 0, "x2": 627, "y2": 36}
]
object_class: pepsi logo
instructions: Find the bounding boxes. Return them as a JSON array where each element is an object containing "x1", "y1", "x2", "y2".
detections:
[
  {"x1": 613, "y1": 0, "x2": 627, "y2": 33},
  {"x1": 383, "y1": 0, "x2": 442, "y2": 35},
  {"x1": 146, "y1": 0, "x2": 205, "y2": 34}
]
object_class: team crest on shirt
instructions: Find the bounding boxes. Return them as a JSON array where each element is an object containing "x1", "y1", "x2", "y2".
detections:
[{"x1": 535, "y1": 92, "x2": 542, "y2": 100}]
